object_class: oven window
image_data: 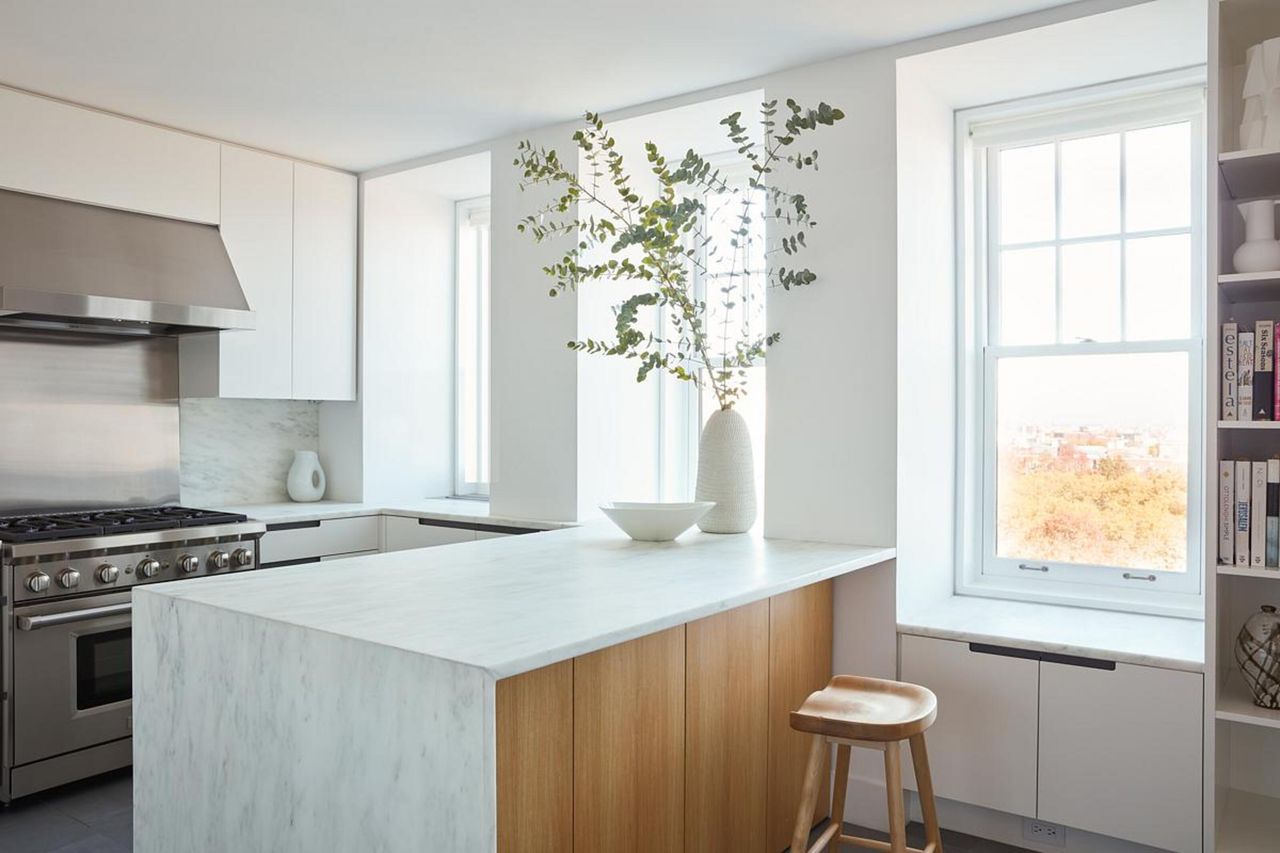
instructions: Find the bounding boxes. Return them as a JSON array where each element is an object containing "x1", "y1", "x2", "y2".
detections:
[{"x1": 76, "y1": 628, "x2": 131, "y2": 710}]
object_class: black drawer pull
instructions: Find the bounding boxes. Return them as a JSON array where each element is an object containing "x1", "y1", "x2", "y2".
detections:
[{"x1": 968, "y1": 642, "x2": 1115, "y2": 671}]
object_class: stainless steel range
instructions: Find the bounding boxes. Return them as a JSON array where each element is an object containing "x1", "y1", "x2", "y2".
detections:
[
  {"x1": 1, "y1": 507, "x2": 264, "y2": 802},
  {"x1": 0, "y1": 187, "x2": 263, "y2": 802}
]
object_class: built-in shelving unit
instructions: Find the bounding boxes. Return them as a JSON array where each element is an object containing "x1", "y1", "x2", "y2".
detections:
[{"x1": 1211, "y1": 3, "x2": 1280, "y2": 850}]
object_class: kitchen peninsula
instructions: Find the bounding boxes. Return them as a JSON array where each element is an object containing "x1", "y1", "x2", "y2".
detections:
[{"x1": 132, "y1": 526, "x2": 894, "y2": 852}]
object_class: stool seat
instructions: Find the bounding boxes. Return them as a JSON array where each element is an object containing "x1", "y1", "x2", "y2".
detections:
[{"x1": 791, "y1": 675, "x2": 938, "y2": 742}]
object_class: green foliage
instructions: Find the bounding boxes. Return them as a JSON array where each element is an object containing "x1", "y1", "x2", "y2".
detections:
[{"x1": 513, "y1": 99, "x2": 844, "y2": 410}]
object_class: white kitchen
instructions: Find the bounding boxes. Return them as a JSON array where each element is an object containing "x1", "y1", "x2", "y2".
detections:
[{"x1": 0, "y1": 1, "x2": 1273, "y2": 852}]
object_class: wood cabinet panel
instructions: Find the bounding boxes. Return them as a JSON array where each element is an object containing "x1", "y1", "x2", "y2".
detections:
[
  {"x1": 496, "y1": 661, "x2": 573, "y2": 853},
  {"x1": 767, "y1": 581, "x2": 833, "y2": 853},
  {"x1": 685, "y1": 600, "x2": 769, "y2": 853},
  {"x1": 898, "y1": 635, "x2": 1039, "y2": 817},
  {"x1": 1038, "y1": 661, "x2": 1202, "y2": 853},
  {"x1": 574, "y1": 626, "x2": 685, "y2": 853}
]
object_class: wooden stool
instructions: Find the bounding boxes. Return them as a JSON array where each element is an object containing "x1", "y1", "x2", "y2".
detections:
[{"x1": 789, "y1": 674, "x2": 942, "y2": 853}]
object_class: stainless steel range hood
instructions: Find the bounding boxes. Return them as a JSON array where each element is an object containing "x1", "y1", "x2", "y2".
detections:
[{"x1": 0, "y1": 188, "x2": 254, "y2": 335}]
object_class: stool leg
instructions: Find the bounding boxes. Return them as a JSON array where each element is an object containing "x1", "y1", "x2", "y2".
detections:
[
  {"x1": 829, "y1": 744, "x2": 852, "y2": 849},
  {"x1": 883, "y1": 741, "x2": 907, "y2": 853},
  {"x1": 791, "y1": 734, "x2": 827, "y2": 853},
  {"x1": 909, "y1": 734, "x2": 943, "y2": 853}
]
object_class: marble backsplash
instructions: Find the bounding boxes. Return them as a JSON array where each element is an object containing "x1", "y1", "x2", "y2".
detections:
[{"x1": 179, "y1": 398, "x2": 320, "y2": 506}]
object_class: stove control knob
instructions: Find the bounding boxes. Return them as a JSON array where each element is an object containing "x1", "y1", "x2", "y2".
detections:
[
  {"x1": 177, "y1": 554, "x2": 200, "y2": 574},
  {"x1": 97, "y1": 564, "x2": 120, "y2": 584},
  {"x1": 136, "y1": 558, "x2": 162, "y2": 579},
  {"x1": 57, "y1": 568, "x2": 80, "y2": 589},
  {"x1": 208, "y1": 551, "x2": 230, "y2": 570},
  {"x1": 232, "y1": 548, "x2": 254, "y2": 568},
  {"x1": 25, "y1": 572, "x2": 50, "y2": 593}
]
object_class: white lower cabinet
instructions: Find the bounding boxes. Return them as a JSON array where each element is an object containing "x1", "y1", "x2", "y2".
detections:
[
  {"x1": 900, "y1": 633, "x2": 1203, "y2": 852},
  {"x1": 1038, "y1": 661, "x2": 1202, "y2": 853},
  {"x1": 258, "y1": 516, "x2": 380, "y2": 566},
  {"x1": 899, "y1": 634, "x2": 1039, "y2": 817},
  {"x1": 382, "y1": 516, "x2": 476, "y2": 551}
]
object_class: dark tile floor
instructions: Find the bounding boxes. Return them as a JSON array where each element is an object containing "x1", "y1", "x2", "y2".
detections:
[
  {"x1": 0, "y1": 769, "x2": 1033, "y2": 853},
  {"x1": 0, "y1": 769, "x2": 131, "y2": 853}
]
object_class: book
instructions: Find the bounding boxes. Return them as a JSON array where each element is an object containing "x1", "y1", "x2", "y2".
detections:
[
  {"x1": 1241, "y1": 331, "x2": 1256, "y2": 422},
  {"x1": 1224, "y1": 323, "x2": 1239, "y2": 420},
  {"x1": 1257, "y1": 321, "x2": 1275, "y2": 420},
  {"x1": 1221, "y1": 461, "x2": 1236, "y2": 565},
  {"x1": 1237, "y1": 460, "x2": 1251, "y2": 566},
  {"x1": 1253, "y1": 461, "x2": 1267, "y2": 567},
  {"x1": 1268, "y1": 460, "x2": 1279, "y2": 568}
]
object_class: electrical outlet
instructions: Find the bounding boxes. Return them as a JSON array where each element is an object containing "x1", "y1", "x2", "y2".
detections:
[{"x1": 1022, "y1": 818, "x2": 1067, "y2": 847}]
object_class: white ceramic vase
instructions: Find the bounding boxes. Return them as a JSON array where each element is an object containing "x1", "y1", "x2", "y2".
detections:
[
  {"x1": 1234, "y1": 200, "x2": 1280, "y2": 274},
  {"x1": 286, "y1": 450, "x2": 326, "y2": 502},
  {"x1": 695, "y1": 408, "x2": 756, "y2": 534},
  {"x1": 1241, "y1": 39, "x2": 1280, "y2": 150}
]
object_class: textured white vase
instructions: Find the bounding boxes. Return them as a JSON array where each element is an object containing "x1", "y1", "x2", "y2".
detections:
[
  {"x1": 1234, "y1": 200, "x2": 1280, "y2": 273},
  {"x1": 695, "y1": 408, "x2": 756, "y2": 534},
  {"x1": 1242, "y1": 38, "x2": 1280, "y2": 150},
  {"x1": 286, "y1": 450, "x2": 326, "y2": 502}
]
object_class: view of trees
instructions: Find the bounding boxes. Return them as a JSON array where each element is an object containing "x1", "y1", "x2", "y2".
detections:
[{"x1": 998, "y1": 447, "x2": 1187, "y2": 572}]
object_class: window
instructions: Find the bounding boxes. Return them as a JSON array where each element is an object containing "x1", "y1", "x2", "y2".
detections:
[
  {"x1": 958, "y1": 78, "x2": 1205, "y2": 614},
  {"x1": 657, "y1": 158, "x2": 768, "y2": 505},
  {"x1": 455, "y1": 197, "x2": 490, "y2": 497}
]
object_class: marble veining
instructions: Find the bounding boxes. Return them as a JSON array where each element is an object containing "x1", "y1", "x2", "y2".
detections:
[
  {"x1": 179, "y1": 398, "x2": 319, "y2": 506},
  {"x1": 133, "y1": 592, "x2": 493, "y2": 853},
  {"x1": 139, "y1": 525, "x2": 895, "y2": 677},
  {"x1": 898, "y1": 595, "x2": 1205, "y2": 672}
]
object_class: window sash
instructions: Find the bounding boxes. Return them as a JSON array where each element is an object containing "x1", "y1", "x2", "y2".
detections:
[
  {"x1": 957, "y1": 78, "x2": 1206, "y2": 614},
  {"x1": 455, "y1": 197, "x2": 491, "y2": 498}
]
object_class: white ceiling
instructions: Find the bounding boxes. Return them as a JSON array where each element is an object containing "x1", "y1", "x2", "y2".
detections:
[{"x1": 0, "y1": 0, "x2": 1083, "y2": 172}]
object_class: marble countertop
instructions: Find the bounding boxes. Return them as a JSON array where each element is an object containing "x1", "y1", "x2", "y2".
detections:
[
  {"x1": 898, "y1": 595, "x2": 1205, "y2": 672},
  {"x1": 137, "y1": 524, "x2": 894, "y2": 678},
  {"x1": 214, "y1": 498, "x2": 572, "y2": 531}
]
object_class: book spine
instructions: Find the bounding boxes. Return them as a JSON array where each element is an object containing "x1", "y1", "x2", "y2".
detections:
[
  {"x1": 1221, "y1": 461, "x2": 1236, "y2": 565},
  {"x1": 1253, "y1": 461, "x2": 1267, "y2": 567},
  {"x1": 1257, "y1": 321, "x2": 1275, "y2": 420},
  {"x1": 1241, "y1": 331, "x2": 1256, "y2": 422},
  {"x1": 1224, "y1": 323, "x2": 1239, "y2": 420},
  {"x1": 1268, "y1": 460, "x2": 1279, "y2": 568},
  {"x1": 1237, "y1": 460, "x2": 1252, "y2": 565}
]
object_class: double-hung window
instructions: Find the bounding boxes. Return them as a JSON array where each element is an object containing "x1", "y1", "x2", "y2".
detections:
[
  {"x1": 455, "y1": 197, "x2": 491, "y2": 497},
  {"x1": 958, "y1": 78, "x2": 1206, "y2": 614}
]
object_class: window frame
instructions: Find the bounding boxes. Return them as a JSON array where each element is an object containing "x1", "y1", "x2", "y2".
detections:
[
  {"x1": 454, "y1": 196, "x2": 491, "y2": 498},
  {"x1": 955, "y1": 70, "x2": 1207, "y2": 617}
]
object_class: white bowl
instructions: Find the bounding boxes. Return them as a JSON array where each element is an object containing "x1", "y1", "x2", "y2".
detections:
[{"x1": 599, "y1": 501, "x2": 715, "y2": 542}]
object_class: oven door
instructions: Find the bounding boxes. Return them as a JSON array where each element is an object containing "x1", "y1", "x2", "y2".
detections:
[{"x1": 11, "y1": 591, "x2": 132, "y2": 765}]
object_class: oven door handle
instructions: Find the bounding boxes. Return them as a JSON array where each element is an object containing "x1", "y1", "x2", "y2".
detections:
[{"x1": 16, "y1": 602, "x2": 132, "y2": 631}]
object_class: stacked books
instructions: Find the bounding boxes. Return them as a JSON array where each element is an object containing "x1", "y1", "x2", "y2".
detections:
[
  {"x1": 1222, "y1": 321, "x2": 1277, "y2": 420},
  {"x1": 1219, "y1": 459, "x2": 1280, "y2": 568}
]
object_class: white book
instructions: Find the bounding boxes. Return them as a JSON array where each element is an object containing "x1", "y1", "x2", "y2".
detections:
[
  {"x1": 1241, "y1": 331, "x2": 1256, "y2": 422},
  {"x1": 1253, "y1": 461, "x2": 1268, "y2": 567},
  {"x1": 1223, "y1": 323, "x2": 1239, "y2": 420},
  {"x1": 1220, "y1": 461, "x2": 1235, "y2": 565},
  {"x1": 1237, "y1": 460, "x2": 1252, "y2": 566}
]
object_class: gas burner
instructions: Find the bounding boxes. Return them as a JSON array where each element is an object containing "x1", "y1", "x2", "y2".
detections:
[{"x1": 0, "y1": 505, "x2": 249, "y2": 544}]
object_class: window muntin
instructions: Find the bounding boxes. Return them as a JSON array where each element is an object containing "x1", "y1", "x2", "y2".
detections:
[
  {"x1": 968, "y1": 86, "x2": 1205, "y2": 608},
  {"x1": 455, "y1": 198, "x2": 490, "y2": 497}
]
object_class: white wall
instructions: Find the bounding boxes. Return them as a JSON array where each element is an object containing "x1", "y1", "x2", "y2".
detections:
[{"x1": 489, "y1": 124, "x2": 581, "y2": 522}]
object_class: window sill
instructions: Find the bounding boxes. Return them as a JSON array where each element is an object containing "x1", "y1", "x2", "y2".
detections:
[{"x1": 897, "y1": 594, "x2": 1204, "y2": 673}]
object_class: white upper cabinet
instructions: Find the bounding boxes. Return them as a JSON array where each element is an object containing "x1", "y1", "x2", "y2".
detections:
[
  {"x1": 1038, "y1": 661, "x2": 1202, "y2": 853},
  {"x1": 292, "y1": 163, "x2": 357, "y2": 401},
  {"x1": 0, "y1": 87, "x2": 219, "y2": 224},
  {"x1": 181, "y1": 146, "x2": 294, "y2": 399}
]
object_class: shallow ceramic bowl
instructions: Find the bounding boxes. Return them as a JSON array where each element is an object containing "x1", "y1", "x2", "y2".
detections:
[{"x1": 600, "y1": 501, "x2": 715, "y2": 542}]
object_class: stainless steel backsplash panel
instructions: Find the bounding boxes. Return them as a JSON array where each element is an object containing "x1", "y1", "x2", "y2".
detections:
[{"x1": 0, "y1": 329, "x2": 179, "y2": 512}]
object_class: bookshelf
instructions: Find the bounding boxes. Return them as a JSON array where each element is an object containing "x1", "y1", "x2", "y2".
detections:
[{"x1": 1211, "y1": 2, "x2": 1280, "y2": 850}]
